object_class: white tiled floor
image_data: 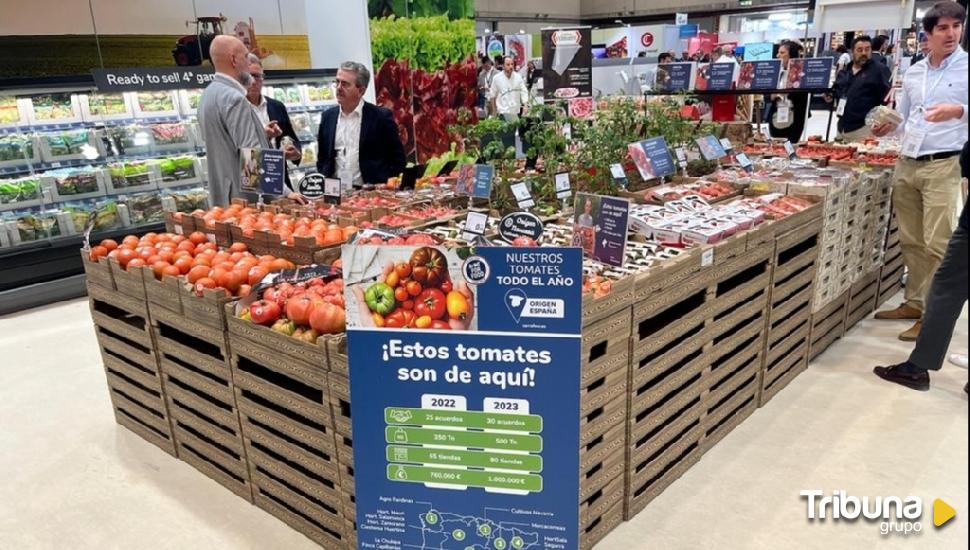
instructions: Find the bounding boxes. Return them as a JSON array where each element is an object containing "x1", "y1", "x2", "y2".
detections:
[{"x1": 0, "y1": 294, "x2": 966, "y2": 549}]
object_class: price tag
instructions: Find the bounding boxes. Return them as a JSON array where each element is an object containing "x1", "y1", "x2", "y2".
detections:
[
  {"x1": 736, "y1": 152, "x2": 754, "y2": 173},
  {"x1": 776, "y1": 103, "x2": 791, "y2": 125},
  {"x1": 609, "y1": 163, "x2": 629, "y2": 187},
  {"x1": 719, "y1": 138, "x2": 734, "y2": 153},
  {"x1": 674, "y1": 147, "x2": 688, "y2": 168},
  {"x1": 836, "y1": 99, "x2": 846, "y2": 117},
  {"x1": 462, "y1": 211, "x2": 489, "y2": 241},
  {"x1": 51, "y1": 162, "x2": 62, "y2": 168},
  {"x1": 701, "y1": 248, "x2": 714, "y2": 267},
  {"x1": 783, "y1": 140, "x2": 796, "y2": 160},
  {"x1": 324, "y1": 177, "x2": 342, "y2": 205},
  {"x1": 510, "y1": 182, "x2": 535, "y2": 209},
  {"x1": 562, "y1": 123, "x2": 572, "y2": 141},
  {"x1": 554, "y1": 172, "x2": 572, "y2": 199}
]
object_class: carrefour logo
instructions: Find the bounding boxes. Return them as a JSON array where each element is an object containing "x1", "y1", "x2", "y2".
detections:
[
  {"x1": 801, "y1": 491, "x2": 957, "y2": 536},
  {"x1": 641, "y1": 32, "x2": 654, "y2": 47}
]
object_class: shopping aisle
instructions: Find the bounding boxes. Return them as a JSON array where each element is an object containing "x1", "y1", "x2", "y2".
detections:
[{"x1": 0, "y1": 295, "x2": 965, "y2": 550}]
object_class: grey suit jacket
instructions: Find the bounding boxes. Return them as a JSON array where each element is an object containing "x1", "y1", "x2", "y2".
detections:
[{"x1": 197, "y1": 74, "x2": 268, "y2": 207}]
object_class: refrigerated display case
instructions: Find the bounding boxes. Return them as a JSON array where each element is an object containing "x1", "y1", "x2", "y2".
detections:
[{"x1": 0, "y1": 68, "x2": 336, "y2": 313}]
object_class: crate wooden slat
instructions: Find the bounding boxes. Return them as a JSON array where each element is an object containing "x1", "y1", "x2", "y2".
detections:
[{"x1": 809, "y1": 290, "x2": 850, "y2": 360}]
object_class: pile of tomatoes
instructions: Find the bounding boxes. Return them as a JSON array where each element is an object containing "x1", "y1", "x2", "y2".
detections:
[
  {"x1": 88, "y1": 232, "x2": 296, "y2": 297},
  {"x1": 363, "y1": 247, "x2": 470, "y2": 330},
  {"x1": 177, "y1": 203, "x2": 358, "y2": 247},
  {"x1": 243, "y1": 277, "x2": 346, "y2": 339}
]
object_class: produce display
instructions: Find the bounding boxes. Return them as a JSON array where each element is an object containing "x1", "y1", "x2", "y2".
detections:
[
  {"x1": 164, "y1": 186, "x2": 208, "y2": 212},
  {"x1": 90, "y1": 232, "x2": 297, "y2": 296},
  {"x1": 51, "y1": 169, "x2": 101, "y2": 196},
  {"x1": 29, "y1": 93, "x2": 77, "y2": 121},
  {"x1": 289, "y1": 113, "x2": 316, "y2": 142},
  {"x1": 5, "y1": 208, "x2": 59, "y2": 242},
  {"x1": 630, "y1": 197, "x2": 767, "y2": 246},
  {"x1": 43, "y1": 130, "x2": 93, "y2": 158},
  {"x1": 644, "y1": 181, "x2": 737, "y2": 203},
  {"x1": 239, "y1": 275, "x2": 346, "y2": 338},
  {"x1": 108, "y1": 125, "x2": 152, "y2": 153},
  {"x1": 0, "y1": 97, "x2": 22, "y2": 125},
  {"x1": 796, "y1": 142, "x2": 857, "y2": 161},
  {"x1": 136, "y1": 92, "x2": 176, "y2": 114},
  {"x1": 151, "y1": 123, "x2": 193, "y2": 147},
  {"x1": 61, "y1": 199, "x2": 120, "y2": 232},
  {"x1": 304, "y1": 84, "x2": 335, "y2": 103},
  {"x1": 0, "y1": 135, "x2": 35, "y2": 163},
  {"x1": 737, "y1": 194, "x2": 815, "y2": 219},
  {"x1": 271, "y1": 86, "x2": 302, "y2": 106},
  {"x1": 125, "y1": 192, "x2": 164, "y2": 224},
  {"x1": 87, "y1": 94, "x2": 129, "y2": 118},
  {"x1": 156, "y1": 155, "x2": 198, "y2": 182},
  {"x1": 0, "y1": 177, "x2": 41, "y2": 205},
  {"x1": 107, "y1": 161, "x2": 153, "y2": 189},
  {"x1": 190, "y1": 203, "x2": 359, "y2": 247}
]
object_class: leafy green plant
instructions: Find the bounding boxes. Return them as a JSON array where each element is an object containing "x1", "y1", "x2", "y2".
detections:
[
  {"x1": 370, "y1": 16, "x2": 475, "y2": 72},
  {"x1": 369, "y1": 0, "x2": 474, "y2": 19}
]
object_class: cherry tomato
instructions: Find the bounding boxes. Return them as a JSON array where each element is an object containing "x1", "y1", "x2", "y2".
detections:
[
  {"x1": 415, "y1": 315, "x2": 433, "y2": 329},
  {"x1": 395, "y1": 262, "x2": 412, "y2": 279},
  {"x1": 406, "y1": 280, "x2": 423, "y2": 297},
  {"x1": 394, "y1": 286, "x2": 409, "y2": 302},
  {"x1": 440, "y1": 280, "x2": 453, "y2": 294}
]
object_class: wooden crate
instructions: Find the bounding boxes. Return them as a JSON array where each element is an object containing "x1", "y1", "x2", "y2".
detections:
[
  {"x1": 225, "y1": 303, "x2": 330, "y2": 372},
  {"x1": 582, "y1": 272, "x2": 635, "y2": 327},
  {"x1": 845, "y1": 268, "x2": 881, "y2": 332},
  {"x1": 700, "y1": 358, "x2": 761, "y2": 448},
  {"x1": 107, "y1": 259, "x2": 148, "y2": 301},
  {"x1": 809, "y1": 291, "x2": 850, "y2": 360},
  {"x1": 759, "y1": 324, "x2": 810, "y2": 407},
  {"x1": 144, "y1": 270, "x2": 235, "y2": 331},
  {"x1": 580, "y1": 502, "x2": 624, "y2": 550},
  {"x1": 80, "y1": 250, "x2": 115, "y2": 290}
]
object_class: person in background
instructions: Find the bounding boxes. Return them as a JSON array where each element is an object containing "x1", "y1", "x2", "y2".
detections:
[
  {"x1": 315, "y1": 61, "x2": 406, "y2": 189},
  {"x1": 872, "y1": 1, "x2": 968, "y2": 341},
  {"x1": 871, "y1": 35, "x2": 890, "y2": 65},
  {"x1": 478, "y1": 57, "x2": 497, "y2": 114},
  {"x1": 199, "y1": 36, "x2": 299, "y2": 206},
  {"x1": 836, "y1": 44, "x2": 851, "y2": 71},
  {"x1": 680, "y1": 51, "x2": 691, "y2": 62},
  {"x1": 525, "y1": 60, "x2": 540, "y2": 93},
  {"x1": 911, "y1": 35, "x2": 931, "y2": 65},
  {"x1": 829, "y1": 35, "x2": 893, "y2": 142},
  {"x1": 768, "y1": 41, "x2": 810, "y2": 143},
  {"x1": 874, "y1": 143, "x2": 969, "y2": 392},
  {"x1": 658, "y1": 52, "x2": 674, "y2": 64},
  {"x1": 490, "y1": 56, "x2": 529, "y2": 120},
  {"x1": 885, "y1": 44, "x2": 897, "y2": 67},
  {"x1": 245, "y1": 55, "x2": 303, "y2": 192}
]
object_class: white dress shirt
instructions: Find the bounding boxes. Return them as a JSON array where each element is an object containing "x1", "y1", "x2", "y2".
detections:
[
  {"x1": 253, "y1": 95, "x2": 270, "y2": 128},
  {"x1": 490, "y1": 70, "x2": 529, "y2": 116},
  {"x1": 335, "y1": 100, "x2": 364, "y2": 188},
  {"x1": 895, "y1": 47, "x2": 968, "y2": 157}
]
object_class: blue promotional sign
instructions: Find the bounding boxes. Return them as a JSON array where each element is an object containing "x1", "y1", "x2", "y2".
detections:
[
  {"x1": 707, "y1": 62, "x2": 736, "y2": 91},
  {"x1": 657, "y1": 62, "x2": 694, "y2": 92},
  {"x1": 787, "y1": 57, "x2": 834, "y2": 89},
  {"x1": 738, "y1": 60, "x2": 782, "y2": 90},
  {"x1": 344, "y1": 245, "x2": 583, "y2": 550},
  {"x1": 639, "y1": 137, "x2": 676, "y2": 179},
  {"x1": 473, "y1": 164, "x2": 495, "y2": 199},
  {"x1": 679, "y1": 24, "x2": 699, "y2": 38},
  {"x1": 695, "y1": 135, "x2": 727, "y2": 161},
  {"x1": 240, "y1": 147, "x2": 285, "y2": 195},
  {"x1": 571, "y1": 193, "x2": 629, "y2": 266}
]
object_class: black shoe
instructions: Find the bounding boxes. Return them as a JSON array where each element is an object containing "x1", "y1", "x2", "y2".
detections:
[{"x1": 873, "y1": 364, "x2": 930, "y2": 391}]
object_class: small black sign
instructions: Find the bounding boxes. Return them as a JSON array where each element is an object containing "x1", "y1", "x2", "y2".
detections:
[
  {"x1": 92, "y1": 67, "x2": 216, "y2": 92},
  {"x1": 499, "y1": 211, "x2": 544, "y2": 243},
  {"x1": 299, "y1": 173, "x2": 326, "y2": 199}
]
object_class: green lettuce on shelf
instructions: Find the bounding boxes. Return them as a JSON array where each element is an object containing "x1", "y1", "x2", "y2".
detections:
[
  {"x1": 5, "y1": 208, "x2": 58, "y2": 242},
  {"x1": 124, "y1": 192, "x2": 163, "y2": 224},
  {"x1": 60, "y1": 199, "x2": 119, "y2": 232},
  {"x1": 108, "y1": 161, "x2": 152, "y2": 188},
  {"x1": 0, "y1": 135, "x2": 35, "y2": 162},
  {"x1": 88, "y1": 94, "x2": 128, "y2": 117},
  {"x1": 43, "y1": 130, "x2": 91, "y2": 157},
  {"x1": 30, "y1": 93, "x2": 77, "y2": 121},
  {"x1": 0, "y1": 96, "x2": 22, "y2": 125},
  {"x1": 0, "y1": 177, "x2": 41, "y2": 204},
  {"x1": 155, "y1": 155, "x2": 197, "y2": 182},
  {"x1": 54, "y1": 169, "x2": 101, "y2": 196},
  {"x1": 272, "y1": 86, "x2": 303, "y2": 105},
  {"x1": 165, "y1": 186, "x2": 208, "y2": 212},
  {"x1": 136, "y1": 92, "x2": 175, "y2": 113}
]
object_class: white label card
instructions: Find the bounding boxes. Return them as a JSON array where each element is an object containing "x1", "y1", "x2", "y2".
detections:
[
  {"x1": 510, "y1": 182, "x2": 535, "y2": 209},
  {"x1": 720, "y1": 138, "x2": 734, "y2": 153},
  {"x1": 736, "y1": 152, "x2": 754, "y2": 173},
  {"x1": 784, "y1": 140, "x2": 796, "y2": 159},
  {"x1": 554, "y1": 172, "x2": 571, "y2": 199},
  {"x1": 702, "y1": 248, "x2": 714, "y2": 267},
  {"x1": 462, "y1": 211, "x2": 489, "y2": 241},
  {"x1": 675, "y1": 147, "x2": 688, "y2": 166}
]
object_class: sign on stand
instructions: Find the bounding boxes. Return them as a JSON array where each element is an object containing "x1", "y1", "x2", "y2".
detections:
[
  {"x1": 240, "y1": 147, "x2": 285, "y2": 196},
  {"x1": 498, "y1": 211, "x2": 544, "y2": 243},
  {"x1": 343, "y1": 244, "x2": 583, "y2": 550},
  {"x1": 571, "y1": 193, "x2": 630, "y2": 266},
  {"x1": 510, "y1": 182, "x2": 536, "y2": 209},
  {"x1": 696, "y1": 135, "x2": 728, "y2": 160},
  {"x1": 462, "y1": 211, "x2": 490, "y2": 241},
  {"x1": 554, "y1": 172, "x2": 572, "y2": 200},
  {"x1": 609, "y1": 163, "x2": 629, "y2": 187}
]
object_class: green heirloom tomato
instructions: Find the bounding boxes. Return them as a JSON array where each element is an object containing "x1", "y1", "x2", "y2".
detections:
[{"x1": 364, "y1": 282, "x2": 396, "y2": 315}]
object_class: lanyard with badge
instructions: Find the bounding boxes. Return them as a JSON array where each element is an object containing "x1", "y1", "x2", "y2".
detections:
[{"x1": 902, "y1": 61, "x2": 950, "y2": 158}]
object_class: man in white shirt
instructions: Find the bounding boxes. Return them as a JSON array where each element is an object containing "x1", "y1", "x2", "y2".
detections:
[
  {"x1": 872, "y1": 1, "x2": 968, "y2": 341},
  {"x1": 245, "y1": 55, "x2": 303, "y2": 191},
  {"x1": 489, "y1": 56, "x2": 530, "y2": 120},
  {"x1": 315, "y1": 61, "x2": 406, "y2": 189}
]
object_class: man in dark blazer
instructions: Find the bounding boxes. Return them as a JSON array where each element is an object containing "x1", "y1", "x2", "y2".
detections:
[
  {"x1": 246, "y1": 55, "x2": 302, "y2": 193},
  {"x1": 316, "y1": 61, "x2": 406, "y2": 189}
]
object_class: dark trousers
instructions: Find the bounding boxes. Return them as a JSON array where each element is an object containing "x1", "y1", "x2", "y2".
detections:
[{"x1": 909, "y1": 203, "x2": 969, "y2": 371}]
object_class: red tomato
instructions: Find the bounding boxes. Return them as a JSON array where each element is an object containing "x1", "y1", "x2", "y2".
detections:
[
  {"x1": 414, "y1": 288, "x2": 447, "y2": 320},
  {"x1": 430, "y1": 320, "x2": 451, "y2": 330},
  {"x1": 394, "y1": 286, "x2": 409, "y2": 302},
  {"x1": 89, "y1": 245, "x2": 108, "y2": 261},
  {"x1": 161, "y1": 265, "x2": 181, "y2": 278},
  {"x1": 249, "y1": 299, "x2": 281, "y2": 326},
  {"x1": 286, "y1": 296, "x2": 315, "y2": 327},
  {"x1": 405, "y1": 280, "x2": 423, "y2": 297},
  {"x1": 187, "y1": 265, "x2": 210, "y2": 284},
  {"x1": 309, "y1": 301, "x2": 346, "y2": 334},
  {"x1": 100, "y1": 239, "x2": 118, "y2": 252}
]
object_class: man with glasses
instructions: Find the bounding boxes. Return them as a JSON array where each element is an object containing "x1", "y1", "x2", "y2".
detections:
[
  {"x1": 246, "y1": 55, "x2": 303, "y2": 194},
  {"x1": 316, "y1": 61, "x2": 406, "y2": 189}
]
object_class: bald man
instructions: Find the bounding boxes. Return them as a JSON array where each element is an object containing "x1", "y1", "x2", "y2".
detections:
[{"x1": 198, "y1": 36, "x2": 300, "y2": 206}]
